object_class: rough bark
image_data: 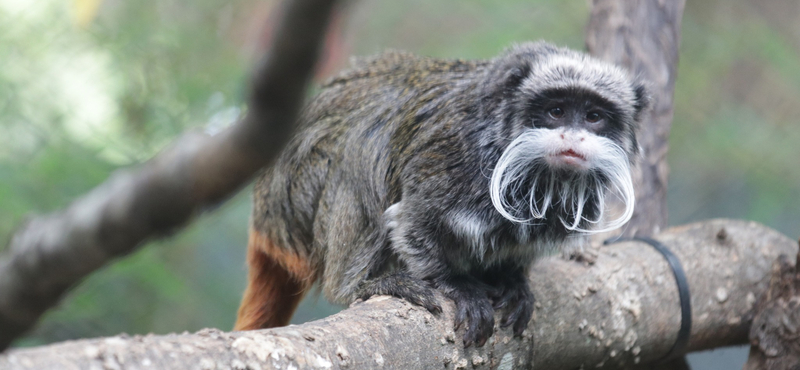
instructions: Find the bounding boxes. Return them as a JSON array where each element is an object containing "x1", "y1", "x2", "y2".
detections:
[
  {"x1": 1, "y1": 219, "x2": 795, "y2": 370},
  {"x1": 586, "y1": 0, "x2": 686, "y2": 237},
  {"x1": 742, "y1": 244, "x2": 800, "y2": 370},
  {"x1": 0, "y1": 0, "x2": 340, "y2": 350}
]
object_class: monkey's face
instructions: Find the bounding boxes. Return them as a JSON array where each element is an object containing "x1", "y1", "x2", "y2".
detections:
[
  {"x1": 487, "y1": 87, "x2": 643, "y2": 234},
  {"x1": 488, "y1": 87, "x2": 641, "y2": 233},
  {"x1": 482, "y1": 43, "x2": 649, "y2": 234},
  {"x1": 488, "y1": 121, "x2": 634, "y2": 233},
  {"x1": 527, "y1": 90, "x2": 623, "y2": 172}
]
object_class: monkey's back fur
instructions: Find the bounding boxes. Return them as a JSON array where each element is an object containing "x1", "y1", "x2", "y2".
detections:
[{"x1": 252, "y1": 51, "x2": 492, "y2": 302}]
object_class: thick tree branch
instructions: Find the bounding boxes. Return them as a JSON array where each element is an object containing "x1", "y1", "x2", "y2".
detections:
[
  {"x1": 587, "y1": 0, "x2": 686, "y2": 237},
  {"x1": 0, "y1": 0, "x2": 340, "y2": 350},
  {"x1": 1, "y1": 219, "x2": 795, "y2": 369}
]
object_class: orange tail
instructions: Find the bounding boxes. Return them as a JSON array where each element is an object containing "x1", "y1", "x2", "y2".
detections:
[{"x1": 234, "y1": 228, "x2": 315, "y2": 331}]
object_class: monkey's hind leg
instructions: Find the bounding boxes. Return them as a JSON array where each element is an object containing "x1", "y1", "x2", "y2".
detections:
[
  {"x1": 355, "y1": 271, "x2": 442, "y2": 314},
  {"x1": 234, "y1": 229, "x2": 315, "y2": 331}
]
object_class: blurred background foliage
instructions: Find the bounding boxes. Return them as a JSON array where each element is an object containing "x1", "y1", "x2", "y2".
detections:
[{"x1": 1, "y1": 0, "x2": 798, "y2": 368}]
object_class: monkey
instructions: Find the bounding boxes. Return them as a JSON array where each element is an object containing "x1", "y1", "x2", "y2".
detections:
[{"x1": 234, "y1": 41, "x2": 649, "y2": 347}]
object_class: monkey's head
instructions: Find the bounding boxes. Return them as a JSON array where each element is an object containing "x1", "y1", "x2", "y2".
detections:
[{"x1": 481, "y1": 42, "x2": 649, "y2": 233}]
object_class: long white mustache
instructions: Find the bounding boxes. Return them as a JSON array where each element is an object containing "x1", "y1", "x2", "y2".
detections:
[{"x1": 489, "y1": 128, "x2": 634, "y2": 233}]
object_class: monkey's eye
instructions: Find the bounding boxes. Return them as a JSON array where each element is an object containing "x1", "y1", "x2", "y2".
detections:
[
  {"x1": 585, "y1": 111, "x2": 602, "y2": 123},
  {"x1": 548, "y1": 107, "x2": 565, "y2": 119}
]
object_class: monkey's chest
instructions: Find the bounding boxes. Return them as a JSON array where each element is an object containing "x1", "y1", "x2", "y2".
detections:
[{"x1": 444, "y1": 209, "x2": 573, "y2": 266}]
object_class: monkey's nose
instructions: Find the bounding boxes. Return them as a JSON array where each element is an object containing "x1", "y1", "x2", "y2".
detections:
[{"x1": 559, "y1": 131, "x2": 586, "y2": 144}]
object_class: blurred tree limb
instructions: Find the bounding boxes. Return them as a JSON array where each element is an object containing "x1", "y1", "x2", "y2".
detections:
[{"x1": 0, "y1": 0, "x2": 341, "y2": 351}]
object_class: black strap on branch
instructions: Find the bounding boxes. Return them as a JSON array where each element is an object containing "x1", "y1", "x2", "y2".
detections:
[{"x1": 603, "y1": 236, "x2": 692, "y2": 361}]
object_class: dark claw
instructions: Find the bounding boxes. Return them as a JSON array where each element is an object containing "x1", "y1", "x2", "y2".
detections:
[
  {"x1": 489, "y1": 271, "x2": 534, "y2": 337},
  {"x1": 492, "y1": 299, "x2": 508, "y2": 310},
  {"x1": 460, "y1": 298, "x2": 494, "y2": 347},
  {"x1": 454, "y1": 305, "x2": 467, "y2": 333},
  {"x1": 513, "y1": 305, "x2": 533, "y2": 336},
  {"x1": 439, "y1": 277, "x2": 496, "y2": 347},
  {"x1": 501, "y1": 295, "x2": 533, "y2": 336}
]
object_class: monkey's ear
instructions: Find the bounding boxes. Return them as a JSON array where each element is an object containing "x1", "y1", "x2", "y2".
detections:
[
  {"x1": 503, "y1": 66, "x2": 530, "y2": 93},
  {"x1": 632, "y1": 82, "x2": 650, "y2": 119},
  {"x1": 478, "y1": 62, "x2": 530, "y2": 117}
]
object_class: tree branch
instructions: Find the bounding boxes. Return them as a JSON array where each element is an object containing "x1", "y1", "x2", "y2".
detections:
[
  {"x1": 1, "y1": 219, "x2": 795, "y2": 369},
  {"x1": 0, "y1": 0, "x2": 340, "y2": 350}
]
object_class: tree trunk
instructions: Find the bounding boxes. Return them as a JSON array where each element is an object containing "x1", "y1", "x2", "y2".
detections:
[{"x1": 586, "y1": 0, "x2": 686, "y2": 237}]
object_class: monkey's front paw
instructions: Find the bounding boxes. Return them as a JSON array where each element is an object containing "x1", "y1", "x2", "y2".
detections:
[
  {"x1": 490, "y1": 282, "x2": 534, "y2": 336},
  {"x1": 444, "y1": 285, "x2": 495, "y2": 348},
  {"x1": 356, "y1": 271, "x2": 442, "y2": 314}
]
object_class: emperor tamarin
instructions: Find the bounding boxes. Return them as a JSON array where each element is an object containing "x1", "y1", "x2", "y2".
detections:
[{"x1": 235, "y1": 41, "x2": 649, "y2": 347}]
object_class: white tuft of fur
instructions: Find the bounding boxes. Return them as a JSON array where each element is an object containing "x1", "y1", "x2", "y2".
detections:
[
  {"x1": 447, "y1": 210, "x2": 490, "y2": 260},
  {"x1": 489, "y1": 128, "x2": 634, "y2": 234}
]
